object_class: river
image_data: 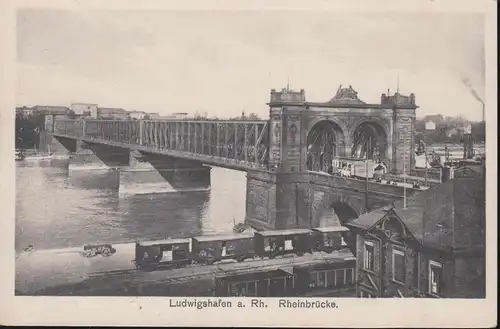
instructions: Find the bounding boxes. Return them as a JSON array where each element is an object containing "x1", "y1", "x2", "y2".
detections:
[{"x1": 15, "y1": 160, "x2": 247, "y2": 253}]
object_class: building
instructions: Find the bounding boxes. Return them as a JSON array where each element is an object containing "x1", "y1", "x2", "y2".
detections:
[
  {"x1": 425, "y1": 121, "x2": 436, "y2": 131},
  {"x1": 214, "y1": 257, "x2": 357, "y2": 297},
  {"x1": 129, "y1": 111, "x2": 147, "y2": 120},
  {"x1": 16, "y1": 105, "x2": 71, "y2": 116},
  {"x1": 146, "y1": 113, "x2": 162, "y2": 119},
  {"x1": 71, "y1": 103, "x2": 98, "y2": 117},
  {"x1": 16, "y1": 106, "x2": 35, "y2": 116},
  {"x1": 171, "y1": 112, "x2": 189, "y2": 119},
  {"x1": 345, "y1": 176, "x2": 485, "y2": 298},
  {"x1": 97, "y1": 107, "x2": 130, "y2": 120}
]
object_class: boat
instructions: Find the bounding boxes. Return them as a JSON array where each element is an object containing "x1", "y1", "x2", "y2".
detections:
[
  {"x1": 23, "y1": 153, "x2": 54, "y2": 161},
  {"x1": 18, "y1": 145, "x2": 58, "y2": 161}
]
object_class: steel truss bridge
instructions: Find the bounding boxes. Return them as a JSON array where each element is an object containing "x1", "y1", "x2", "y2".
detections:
[{"x1": 52, "y1": 118, "x2": 270, "y2": 171}]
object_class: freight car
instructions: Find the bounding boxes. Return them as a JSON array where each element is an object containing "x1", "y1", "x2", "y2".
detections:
[
  {"x1": 134, "y1": 238, "x2": 191, "y2": 270},
  {"x1": 312, "y1": 226, "x2": 349, "y2": 253},
  {"x1": 133, "y1": 226, "x2": 350, "y2": 270},
  {"x1": 191, "y1": 233, "x2": 255, "y2": 265},
  {"x1": 254, "y1": 229, "x2": 314, "y2": 258}
]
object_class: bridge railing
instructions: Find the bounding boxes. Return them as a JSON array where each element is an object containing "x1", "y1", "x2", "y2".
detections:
[
  {"x1": 309, "y1": 171, "x2": 421, "y2": 196},
  {"x1": 54, "y1": 119, "x2": 85, "y2": 139},
  {"x1": 53, "y1": 118, "x2": 270, "y2": 167}
]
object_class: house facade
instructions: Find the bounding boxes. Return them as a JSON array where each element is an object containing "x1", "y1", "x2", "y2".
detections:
[{"x1": 346, "y1": 176, "x2": 485, "y2": 298}]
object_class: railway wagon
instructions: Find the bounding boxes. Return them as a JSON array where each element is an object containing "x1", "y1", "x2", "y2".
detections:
[
  {"x1": 312, "y1": 226, "x2": 349, "y2": 253},
  {"x1": 352, "y1": 160, "x2": 376, "y2": 179},
  {"x1": 191, "y1": 233, "x2": 255, "y2": 264},
  {"x1": 293, "y1": 259, "x2": 357, "y2": 297},
  {"x1": 254, "y1": 229, "x2": 314, "y2": 259},
  {"x1": 134, "y1": 238, "x2": 191, "y2": 270},
  {"x1": 214, "y1": 269, "x2": 295, "y2": 297}
]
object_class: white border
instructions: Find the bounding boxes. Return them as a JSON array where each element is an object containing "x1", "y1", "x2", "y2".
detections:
[{"x1": 1, "y1": 0, "x2": 497, "y2": 327}]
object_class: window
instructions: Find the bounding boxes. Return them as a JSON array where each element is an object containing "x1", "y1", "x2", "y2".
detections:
[
  {"x1": 326, "y1": 270, "x2": 335, "y2": 288},
  {"x1": 392, "y1": 249, "x2": 406, "y2": 284},
  {"x1": 317, "y1": 271, "x2": 326, "y2": 288},
  {"x1": 230, "y1": 281, "x2": 257, "y2": 297},
  {"x1": 429, "y1": 261, "x2": 443, "y2": 296},
  {"x1": 335, "y1": 269, "x2": 345, "y2": 287},
  {"x1": 309, "y1": 269, "x2": 352, "y2": 289},
  {"x1": 346, "y1": 268, "x2": 354, "y2": 285},
  {"x1": 364, "y1": 241, "x2": 375, "y2": 271},
  {"x1": 308, "y1": 272, "x2": 317, "y2": 288}
]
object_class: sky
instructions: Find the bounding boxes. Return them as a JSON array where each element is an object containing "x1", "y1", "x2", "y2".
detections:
[{"x1": 16, "y1": 9, "x2": 486, "y2": 121}]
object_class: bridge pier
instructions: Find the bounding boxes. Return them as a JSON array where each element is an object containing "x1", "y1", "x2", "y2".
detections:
[
  {"x1": 61, "y1": 140, "x2": 211, "y2": 195},
  {"x1": 68, "y1": 142, "x2": 130, "y2": 174},
  {"x1": 245, "y1": 169, "x2": 311, "y2": 230},
  {"x1": 118, "y1": 152, "x2": 211, "y2": 197}
]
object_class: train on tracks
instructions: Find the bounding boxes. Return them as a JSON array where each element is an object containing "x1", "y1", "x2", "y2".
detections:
[{"x1": 133, "y1": 227, "x2": 350, "y2": 270}]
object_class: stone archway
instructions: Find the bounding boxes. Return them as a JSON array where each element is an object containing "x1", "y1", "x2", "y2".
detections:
[
  {"x1": 311, "y1": 189, "x2": 365, "y2": 227},
  {"x1": 349, "y1": 119, "x2": 390, "y2": 162},
  {"x1": 317, "y1": 197, "x2": 362, "y2": 253},
  {"x1": 306, "y1": 119, "x2": 347, "y2": 172}
]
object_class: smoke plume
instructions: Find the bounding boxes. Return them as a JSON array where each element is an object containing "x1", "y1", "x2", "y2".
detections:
[{"x1": 461, "y1": 77, "x2": 484, "y2": 104}]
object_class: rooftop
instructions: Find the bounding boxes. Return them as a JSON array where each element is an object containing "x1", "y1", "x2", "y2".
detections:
[
  {"x1": 217, "y1": 269, "x2": 292, "y2": 283},
  {"x1": 193, "y1": 233, "x2": 254, "y2": 242},
  {"x1": 346, "y1": 177, "x2": 485, "y2": 251},
  {"x1": 312, "y1": 226, "x2": 350, "y2": 233},
  {"x1": 138, "y1": 238, "x2": 191, "y2": 246}
]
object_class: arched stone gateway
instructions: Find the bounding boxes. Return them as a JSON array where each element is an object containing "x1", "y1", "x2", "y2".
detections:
[
  {"x1": 311, "y1": 189, "x2": 366, "y2": 228},
  {"x1": 306, "y1": 119, "x2": 347, "y2": 172},
  {"x1": 350, "y1": 120, "x2": 390, "y2": 162}
]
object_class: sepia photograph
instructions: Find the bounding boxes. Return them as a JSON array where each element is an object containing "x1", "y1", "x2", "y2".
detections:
[{"x1": 1, "y1": 0, "x2": 497, "y2": 327}]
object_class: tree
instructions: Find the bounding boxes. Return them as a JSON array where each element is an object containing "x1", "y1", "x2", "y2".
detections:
[
  {"x1": 247, "y1": 112, "x2": 261, "y2": 120},
  {"x1": 15, "y1": 112, "x2": 45, "y2": 149}
]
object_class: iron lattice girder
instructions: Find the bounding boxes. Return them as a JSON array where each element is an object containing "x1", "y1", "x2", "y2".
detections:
[
  {"x1": 52, "y1": 119, "x2": 270, "y2": 167},
  {"x1": 351, "y1": 122, "x2": 385, "y2": 159}
]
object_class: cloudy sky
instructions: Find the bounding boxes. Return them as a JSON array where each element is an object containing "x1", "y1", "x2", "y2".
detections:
[{"x1": 16, "y1": 9, "x2": 485, "y2": 120}]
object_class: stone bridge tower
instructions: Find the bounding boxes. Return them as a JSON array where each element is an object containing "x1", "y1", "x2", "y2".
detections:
[
  {"x1": 245, "y1": 86, "x2": 418, "y2": 231},
  {"x1": 246, "y1": 87, "x2": 312, "y2": 231}
]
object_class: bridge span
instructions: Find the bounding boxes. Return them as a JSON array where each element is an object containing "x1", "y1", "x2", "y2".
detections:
[
  {"x1": 46, "y1": 85, "x2": 422, "y2": 230},
  {"x1": 53, "y1": 119, "x2": 270, "y2": 171}
]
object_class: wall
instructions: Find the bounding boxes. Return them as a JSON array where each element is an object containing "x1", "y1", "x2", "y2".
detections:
[
  {"x1": 355, "y1": 232, "x2": 383, "y2": 297},
  {"x1": 452, "y1": 252, "x2": 485, "y2": 298},
  {"x1": 246, "y1": 169, "x2": 415, "y2": 231},
  {"x1": 245, "y1": 170, "x2": 310, "y2": 230},
  {"x1": 452, "y1": 178, "x2": 485, "y2": 249},
  {"x1": 381, "y1": 241, "x2": 420, "y2": 297}
]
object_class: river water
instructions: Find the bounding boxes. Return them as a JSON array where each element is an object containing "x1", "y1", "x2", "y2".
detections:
[{"x1": 15, "y1": 160, "x2": 246, "y2": 253}]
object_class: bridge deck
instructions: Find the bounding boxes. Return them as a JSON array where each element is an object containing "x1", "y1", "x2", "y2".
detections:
[{"x1": 51, "y1": 118, "x2": 270, "y2": 171}]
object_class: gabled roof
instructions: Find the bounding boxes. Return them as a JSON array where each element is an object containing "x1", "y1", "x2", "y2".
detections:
[
  {"x1": 346, "y1": 177, "x2": 485, "y2": 252},
  {"x1": 344, "y1": 206, "x2": 391, "y2": 230}
]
